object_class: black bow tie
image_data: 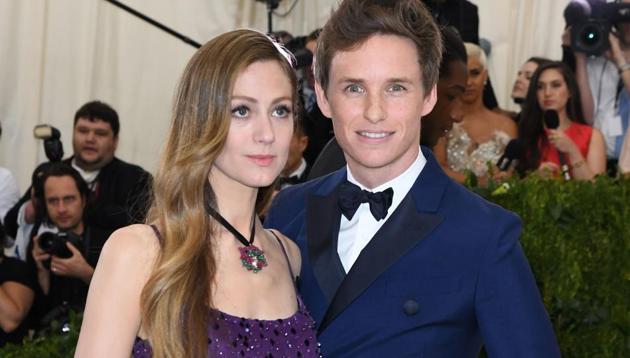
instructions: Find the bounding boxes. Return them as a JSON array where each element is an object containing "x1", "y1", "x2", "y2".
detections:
[{"x1": 338, "y1": 181, "x2": 394, "y2": 221}]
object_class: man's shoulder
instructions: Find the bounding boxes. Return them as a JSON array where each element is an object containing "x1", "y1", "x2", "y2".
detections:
[
  {"x1": 438, "y1": 178, "x2": 521, "y2": 230},
  {"x1": 106, "y1": 157, "x2": 147, "y2": 172},
  {"x1": 266, "y1": 168, "x2": 345, "y2": 227}
]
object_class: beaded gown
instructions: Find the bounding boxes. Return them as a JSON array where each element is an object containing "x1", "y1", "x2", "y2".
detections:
[
  {"x1": 132, "y1": 230, "x2": 321, "y2": 357},
  {"x1": 446, "y1": 122, "x2": 511, "y2": 177}
]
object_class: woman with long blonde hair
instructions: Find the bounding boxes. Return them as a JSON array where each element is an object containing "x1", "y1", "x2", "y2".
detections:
[{"x1": 75, "y1": 29, "x2": 320, "y2": 357}]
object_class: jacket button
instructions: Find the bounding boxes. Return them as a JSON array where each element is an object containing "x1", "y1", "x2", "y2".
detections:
[{"x1": 403, "y1": 299, "x2": 419, "y2": 316}]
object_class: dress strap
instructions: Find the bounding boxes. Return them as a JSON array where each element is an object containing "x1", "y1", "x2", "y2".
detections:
[
  {"x1": 267, "y1": 229, "x2": 297, "y2": 289},
  {"x1": 149, "y1": 224, "x2": 162, "y2": 243}
]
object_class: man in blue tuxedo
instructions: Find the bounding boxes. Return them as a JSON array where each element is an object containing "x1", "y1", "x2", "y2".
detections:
[{"x1": 265, "y1": 0, "x2": 560, "y2": 356}]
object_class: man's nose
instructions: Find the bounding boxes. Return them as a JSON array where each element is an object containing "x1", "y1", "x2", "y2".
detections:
[{"x1": 364, "y1": 93, "x2": 385, "y2": 123}]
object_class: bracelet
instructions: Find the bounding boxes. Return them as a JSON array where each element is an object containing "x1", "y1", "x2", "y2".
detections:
[
  {"x1": 571, "y1": 160, "x2": 586, "y2": 170},
  {"x1": 619, "y1": 63, "x2": 630, "y2": 74}
]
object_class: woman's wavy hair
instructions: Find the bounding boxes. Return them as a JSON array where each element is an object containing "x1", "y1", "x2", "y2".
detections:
[
  {"x1": 517, "y1": 61, "x2": 585, "y2": 175},
  {"x1": 141, "y1": 29, "x2": 297, "y2": 358}
]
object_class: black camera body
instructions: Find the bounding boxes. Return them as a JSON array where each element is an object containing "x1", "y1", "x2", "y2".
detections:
[
  {"x1": 568, "y1": 2, "x2": 630, "y2": 56},
  {"x1": 39, "y1": 231, "x2": 83, "y2": 259}
]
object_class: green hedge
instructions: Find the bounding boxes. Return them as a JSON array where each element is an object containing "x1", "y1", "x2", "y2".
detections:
[
  {"x1": 479, "y1": 176, "x2": 630, "y2": 357},
  {"x1": 2, "y1": 177, "x2": 628, "y2": 357},
  {"x1": 0, "y1": 311, "x2": 81, "y2": 357}
]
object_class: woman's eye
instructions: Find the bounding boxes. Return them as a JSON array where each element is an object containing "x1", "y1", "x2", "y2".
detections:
[
  {"x1": 272, "y1": 105, "x2": 292, "y2": 118},
  {"x1": 231, "y1": 105, "x2": 249, "y2": 118}
]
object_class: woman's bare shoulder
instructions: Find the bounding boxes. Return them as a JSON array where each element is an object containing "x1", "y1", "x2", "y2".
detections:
[{"x1": 101, "y1": 224, "x2": 161, "y2": 267}]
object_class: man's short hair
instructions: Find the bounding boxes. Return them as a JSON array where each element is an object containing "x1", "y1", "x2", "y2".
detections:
[
  {"x1": 314, "y1": 0, "x2": 443, "y2": 94},
  {"x1": 73, "y1": 101, "x2": 120, "y2": 137}
]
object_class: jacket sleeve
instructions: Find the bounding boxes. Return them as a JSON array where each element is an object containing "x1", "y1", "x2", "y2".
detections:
[{"x1": 474, "y1": 214, "x2": 560, "y2": 357}]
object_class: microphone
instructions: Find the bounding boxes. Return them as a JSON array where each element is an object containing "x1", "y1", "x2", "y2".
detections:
[
  {"x1": 543, "y1": 110, "x2": 571, "y2": 180},
  {"x1": 497, "y1": 139, "x2": 525, "y2": 171}
]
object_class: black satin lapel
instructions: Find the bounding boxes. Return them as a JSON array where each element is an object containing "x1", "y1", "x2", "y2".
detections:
[
  {"x1": 306, "y1": 190, "x2": 346, "y2": 304},
  {"x1": 318, "y1": 194, "x2": 443, "y2": 332}
]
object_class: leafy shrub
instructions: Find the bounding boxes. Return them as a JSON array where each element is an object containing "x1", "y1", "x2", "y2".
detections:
[{"x1": 483, "y1": 176, "x2": 630, "y2": 357}]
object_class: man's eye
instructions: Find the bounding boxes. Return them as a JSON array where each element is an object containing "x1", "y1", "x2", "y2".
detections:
[
  {"x1": 345, "y1": 84, "x2": 364, "y2": 94},
  {"x1": 231, "y1": 106, "x2": 249, "y2": 118},
  {"x1": 389, "y1": 84, "x2": 406, "y2": 92}
]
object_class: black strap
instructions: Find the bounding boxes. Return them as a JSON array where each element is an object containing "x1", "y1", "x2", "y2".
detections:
[
  {"x1": 207, "y1": 207, "x2": 256, "y2": 247},
  {"x1": 268, "y1": 230, "x2": 298, "y2": 289},
  {"x1": 149, "y1": 224, "x2": 162, "y2": 242}
]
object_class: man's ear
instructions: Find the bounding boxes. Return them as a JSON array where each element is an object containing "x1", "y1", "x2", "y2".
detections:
[
  {"x1": 113, "y1": 135, "x2": 119, "y2": 151},
  {"x1": 420, "y1": 84, "x2": 438, "y2": 116},
  {"x1": 314, "y1": 81, "x2": 333, "y2": 119}
]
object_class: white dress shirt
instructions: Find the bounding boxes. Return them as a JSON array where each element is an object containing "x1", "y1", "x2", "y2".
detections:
[{"x1": 337, "y1": 147, "x2": 426, "y2": 272}]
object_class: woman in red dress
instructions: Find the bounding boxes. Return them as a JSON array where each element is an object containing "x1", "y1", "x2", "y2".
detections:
[{"x1": 517, "y1": 61, "x2": 606, "y2": 180}]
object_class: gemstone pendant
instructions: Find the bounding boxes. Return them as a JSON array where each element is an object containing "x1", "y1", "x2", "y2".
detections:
[{"x1": 238, "y1": 245, "x2": 268, "y2": 273}]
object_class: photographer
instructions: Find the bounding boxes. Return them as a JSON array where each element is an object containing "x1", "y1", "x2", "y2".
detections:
[
  {"x1": 564, "y1": 0, "x2": 630, "y2": 175},
  {"x1": 30, "y1": 163, "x2": 111, "y2": 316},
  {"x1": 3, "y1": 101, "x2": 151, "y2": 248}
]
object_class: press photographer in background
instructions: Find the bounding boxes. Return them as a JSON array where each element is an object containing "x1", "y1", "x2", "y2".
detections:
[
  {"x1": 29, "y1": 163, "x2": 111, "y2": 324},
  {"x1": 3, "y1": 101, "x2": 151, "y2": 250},
  {"x1": 563, "y1": 0, "x2": 630, "y2": 175}
]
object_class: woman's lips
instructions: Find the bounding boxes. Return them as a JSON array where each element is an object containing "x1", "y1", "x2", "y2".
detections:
[{"x1": 247, "y1": 155, "x2": 275, "y2": 166}]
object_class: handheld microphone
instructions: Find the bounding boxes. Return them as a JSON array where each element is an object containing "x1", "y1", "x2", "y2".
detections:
[
  {"x1": 543, "y1": 110, "x2": 571, "y2": 180},
  {"x1": 497, "y1": 139, "x2": 525, "y2": 171}
]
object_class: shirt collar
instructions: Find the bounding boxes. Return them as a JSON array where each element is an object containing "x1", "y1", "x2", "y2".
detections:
[
  {"x1": 346, "y1": 146, "x2": 426, "y2": 209},
  {"x1": 286, "y1": 158, "x2": 307, "y2": 179}
]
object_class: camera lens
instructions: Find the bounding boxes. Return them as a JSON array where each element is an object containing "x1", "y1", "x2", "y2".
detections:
[
  {"x1": 38, "y1": 232, "x2": 56, "y2": 253},
  {"x1": 581, "y1": 25, "x2": 601, "y2": 46}
]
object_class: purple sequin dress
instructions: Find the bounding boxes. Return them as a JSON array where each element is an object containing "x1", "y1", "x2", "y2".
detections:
[{"x1": 132, "y1": 228, "x2": 321, "y2": 357}]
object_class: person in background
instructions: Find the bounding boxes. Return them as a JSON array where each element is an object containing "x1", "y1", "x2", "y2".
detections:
[
  {"x1": 4, "y1": 101, "x2": 152, "y2": 243},
  {"x1": 562, "y1": 0, "x2": 630, "y2": 175},
  {"x1": 0, "y1": 227, "x2": 36, "y2": 347},
  {"x1": 500, "y1": 57, "x2": 551, "y2": 122},
  {"x1": 277, "y1": 120, "x2": 310, "y2": 190},
  {"x1": 436, "y1": 42, "x2": 517, "y2": 183},
  {"x1": 517, "y1": 61, "x2": 606, "y2": 180},
  {"x1": 420, "y1": 26, "x2": 468, "y2": 148},
  {"x1": 30, "y1": 163, "x2": 112, "y2": 322},
  {"x1": 0, "y1": 121, "x2": 19, "y2": 229}
]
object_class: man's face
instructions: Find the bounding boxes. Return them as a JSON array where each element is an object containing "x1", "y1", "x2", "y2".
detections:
[
  {"x1": 72, "y1": 117, "x2": 118, "y2": 171},
  {"x1": 315, "y1": 34, "x2": 437, "y2": 187},
  {"x1": 44, "y1": 175, "x2": 85, "y2": 234},
  {"x1": 283, "y1": 132, "x2": 308, "y2": 176}
]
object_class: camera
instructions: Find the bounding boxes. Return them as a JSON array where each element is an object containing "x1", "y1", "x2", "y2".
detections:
[
  {"x1": 566, "y1": 1, "x2": 630, "y2": 56},
  {"x1": 33, "y1": 124, "x2": 64, "y2": 162},
  {"x1": 38, "y1": 231, "x2": 83, "y2": 259}
]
